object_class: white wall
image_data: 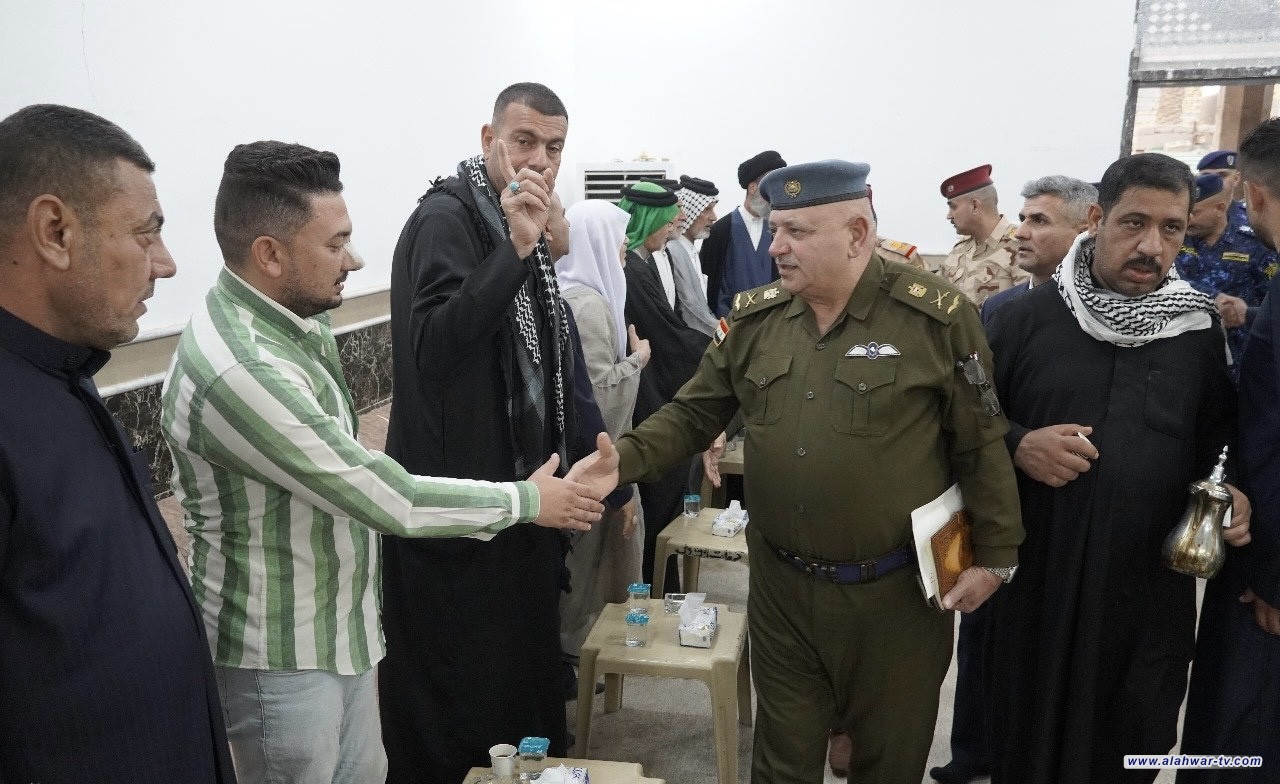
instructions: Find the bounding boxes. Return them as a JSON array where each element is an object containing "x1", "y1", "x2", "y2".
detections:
[{"x1": 1, "y1": 0, "x2": 1136, "y2": 337}]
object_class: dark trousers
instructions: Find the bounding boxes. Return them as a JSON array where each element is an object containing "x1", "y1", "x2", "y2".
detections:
[{"x1": 947, "y1": 602, "x2": 993, "y2": 772}]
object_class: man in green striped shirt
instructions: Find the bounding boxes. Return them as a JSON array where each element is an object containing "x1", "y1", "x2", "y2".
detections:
[{"x1": 161, "y1": 141, "x2": 609, "y2": 784}]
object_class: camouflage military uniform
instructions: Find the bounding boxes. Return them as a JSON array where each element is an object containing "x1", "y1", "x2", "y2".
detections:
[
  {"x1": 1176, "y1": 223, "x2": 1279, "y2": 380},
  {"x1": 876, "y1": 236, "x2": 925, "y2": 270},
  {"x1": 615, "y1": 256, "x2": 1023, "y2": 784},
  {"x1": 938, "y1": 216, "x2": 1026, "y2": 305}
]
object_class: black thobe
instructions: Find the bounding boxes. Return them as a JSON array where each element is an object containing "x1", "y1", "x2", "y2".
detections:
[
  {"x1": 623, "y1": 249, "x2": 710, "y2": 589},
  {"x1": 382, "y1": 178, "x2": 573, "y2": 784},
  {"x1": 0, "y1": 307, "x2": 235, "y2": 784},
  {"x1": 1179, "y1": 272, "x2": 1280, "y2": 784},
  {"x1": 985, "y1": 284, "x2": 1235, "y2": 784}
]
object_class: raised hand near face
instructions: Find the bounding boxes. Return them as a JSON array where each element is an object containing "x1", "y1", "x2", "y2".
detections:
[{"x1": 492, "y1": 138, "x2": 556, "y2": 259}]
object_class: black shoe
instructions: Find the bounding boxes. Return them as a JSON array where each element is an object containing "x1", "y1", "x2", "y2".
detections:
[{"x1": 929, "y1": 762, "x2": 990, "y2": 784}]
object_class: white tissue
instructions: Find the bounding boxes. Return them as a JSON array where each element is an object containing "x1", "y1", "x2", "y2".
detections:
[
  {"x1": 677, "y1": 593, "x2": 718, "y2": 647},
  {"x1": 535, "y1": 764, "x2": 589, "y2": 783},
  {"x1": 712, "y1": 500, "x2": 749, "y2": 537}
]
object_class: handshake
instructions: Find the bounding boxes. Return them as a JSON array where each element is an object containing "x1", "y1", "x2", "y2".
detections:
[{"x1": 528, "y1": 432, "x2": 622, "y2": 531}]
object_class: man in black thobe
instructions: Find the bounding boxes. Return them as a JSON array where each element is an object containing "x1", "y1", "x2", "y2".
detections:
[
  {"x1": 381, "y1": 83, "x2": 589, "y2": 783},
  {"x1": 619, "y1": 181, "x2": 711, "y2": 590},
  {"x1": 0, "y1": 105, "x2": 235, "y2": 783},
  {"x1": 985, "y1": 152, "x2": 1251, "y2": 784}
]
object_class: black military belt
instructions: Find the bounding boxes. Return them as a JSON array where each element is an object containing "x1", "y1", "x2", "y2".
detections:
[{"x1": 773, "y1": 543, "x2": 916, "y2": 584}]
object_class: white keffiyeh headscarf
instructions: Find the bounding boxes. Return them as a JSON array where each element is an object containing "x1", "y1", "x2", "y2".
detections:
[{"x1": 1054, "y1": 232, "x2": 1214, "y2": 347}]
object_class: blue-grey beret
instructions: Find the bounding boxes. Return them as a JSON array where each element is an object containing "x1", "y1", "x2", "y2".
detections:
[
  {"x1": 1197, "y1": 150, "x2": 1237, "y2": 171},
  {"x1": 1194, "y1": 173, "x2": 1224, "y2": 203},
  {"x1": 759, "y1": 160, "x2": 871, "y2": 210}
]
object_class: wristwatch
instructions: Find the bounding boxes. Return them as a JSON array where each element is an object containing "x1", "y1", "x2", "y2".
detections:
[{"x1": 981, "y1": 565, "x2": 1018, "y2": 584}]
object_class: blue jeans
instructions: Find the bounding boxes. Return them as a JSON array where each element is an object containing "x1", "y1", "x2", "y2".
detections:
[{"x1": 215, "y1": 665, "x2": 387, "y2": 784}]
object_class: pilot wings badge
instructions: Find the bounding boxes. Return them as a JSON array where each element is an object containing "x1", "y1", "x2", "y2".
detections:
[{"x1": 846, "y1": 342, "x2": 901, "y2": 359}]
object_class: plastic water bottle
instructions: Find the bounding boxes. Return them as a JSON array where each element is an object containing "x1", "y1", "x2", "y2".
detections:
[
  {"x1": 624, "y1": 610, "x2": 650, "y2": 647},
  {"x1": 683, "y1": 493, "x2": 701, "y2": 517},
  {"x1": 627, "y1": 582, "x2": 650, "y2": 613}
]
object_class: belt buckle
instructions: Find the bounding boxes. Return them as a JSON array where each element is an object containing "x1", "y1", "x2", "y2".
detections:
[
  {"x1": 859, "y1": 561, "x2": 877, "y2": 583},
  {"x1": 816, "y1": 564, "x2": 837, "y2": 582}
]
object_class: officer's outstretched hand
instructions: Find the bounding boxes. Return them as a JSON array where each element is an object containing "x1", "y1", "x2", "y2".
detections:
[
  {"x1": 942, "y1": 566, "x2": 1003, "y2": 613},
  {"x1": 566, "y1": 432, "x2": 620, "y2": 502},
  {"x1": 529, "y1": 454, "x2": 602, "y2": 531}
]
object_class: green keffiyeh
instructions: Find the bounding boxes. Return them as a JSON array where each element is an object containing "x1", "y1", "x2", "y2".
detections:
[{"x1": 619, "y1": 181, "x2": 680, "y2": 251}]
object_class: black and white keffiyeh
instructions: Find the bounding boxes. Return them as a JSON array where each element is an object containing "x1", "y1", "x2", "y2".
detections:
[
  {"x1": 1054, "y1": 232, "x2": 1214, "y2": 347},
  {"x1": 458, "y1": 154, "x2": 571, "y2": 477},
  {"x1": 676, "y1": 187, "x2": 717, "y2": 233}
]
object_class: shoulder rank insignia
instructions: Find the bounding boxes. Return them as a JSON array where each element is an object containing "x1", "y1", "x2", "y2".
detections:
[
  {"x1": 733, "y1": 292, "x2": 742, "y2": 311},
  {"x1": 713, "y1": 317, "x2": 730, "y2": 347},
  {"x1": 880, "y1": 238, "x2": 918, "y2": 258},
  {"x1": 762, "y1": 287, "x2": 780, "y2": 300},
  {"x1": 1222, "y1": 251, "x2": 1250, "y2": 263},
  {"x1": 907, "y1": 282, "x2": 927, "y2": 298},
  {"x1": 847, "y1": 342, "x2": 900, "y2": 359}
]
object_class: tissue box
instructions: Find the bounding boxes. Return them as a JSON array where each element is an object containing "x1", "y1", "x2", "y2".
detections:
[
  {"x1": 536, "y1": 764, "x2": 589, "y2": 783},
  {"x1": 711, "y1": 502, "x2": 748, "y2": 537},
  {"x1": 678, "y1": 604, "x2": 719, "y2": 648}
]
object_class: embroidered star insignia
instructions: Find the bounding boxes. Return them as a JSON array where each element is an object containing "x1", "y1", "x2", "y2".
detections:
[
  {"x1": 907, "y1": 283, "x2": 927, "y2": 298},
  {"x1": 762, "y1": 288, "x2": 779, "y2": 300}
]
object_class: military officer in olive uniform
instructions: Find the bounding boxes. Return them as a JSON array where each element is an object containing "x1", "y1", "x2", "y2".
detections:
[{"x1": 602, "y1": 160, "x2": 1024, "y2": 784}]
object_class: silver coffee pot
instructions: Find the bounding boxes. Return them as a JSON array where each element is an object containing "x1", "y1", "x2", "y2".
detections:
[{"x1": 1162, "y1": 446, "x2": 1232, "y2": 579}]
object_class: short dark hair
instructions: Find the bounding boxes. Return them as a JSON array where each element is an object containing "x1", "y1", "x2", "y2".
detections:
[
  {"x1": 1240, "y1": 117, "x2": 1280, "y2": 197},
  {"x1": 213, "y1": 141, "x2": 343, "y2": 267},
  {"x1": 1097, "y1": 153, "x2": 1193, "y2": 217},
  {"x1": 491, "y1": 82, "x2": 568, "y2": 126},
  {"x1": 0, "y1": 104, "x2": 153, "y2": 241}
]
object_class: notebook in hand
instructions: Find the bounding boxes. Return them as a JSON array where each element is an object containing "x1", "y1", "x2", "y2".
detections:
[{"x1": 911, "y1": 483, "x2": 973, "y2": 611}]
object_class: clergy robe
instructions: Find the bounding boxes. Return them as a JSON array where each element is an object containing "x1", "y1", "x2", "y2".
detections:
[
  {"x1": 381, "y1": 177, "x2": 574, "y2": 784},
  {"x1": 623, "y1": 249, "x2": 710, "y2": 589},
  {"x1": 984, "y1": 283, "x2": 1235, "y2": 784}
]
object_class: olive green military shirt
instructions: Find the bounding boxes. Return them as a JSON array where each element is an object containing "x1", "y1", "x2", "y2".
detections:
[{"x1": 617, "y1": 254, "x2": 1023, "y2": 568}]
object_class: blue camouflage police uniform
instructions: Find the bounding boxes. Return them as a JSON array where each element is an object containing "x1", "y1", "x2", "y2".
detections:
[{"x1": 1176, "y1": 222, "x2": 1278, "y2": 381}]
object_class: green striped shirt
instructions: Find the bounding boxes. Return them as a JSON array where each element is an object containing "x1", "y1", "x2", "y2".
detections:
[{"x1": 161, "y1": 268, "x2": 539, "y2": 674}]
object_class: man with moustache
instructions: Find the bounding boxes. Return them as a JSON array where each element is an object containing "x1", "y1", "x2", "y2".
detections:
[
  {"x1": 162, "y1": 141, "x2": 600, "y2": 784},
  {"x1": 984, "y1": 153, "x2": 1251, "y2": 784},
  {"x1": 0, "y1": 104, "x2": 235, "y2": 783},
  {"x1": 931, "y1": 174, "x2": 1096, "y2": 784},
  {"x1": 381, "y1": 82, "x2": 613, "y2": 784},
  {"x1": 939, "y1": 164, "x2": 1026, "y2": 304},
  {"x1": 579, "y1": 159, "x2": 1023, "y2": 783},
  {"x1": 666, "y1": 174, "x2": 721, "y2": 336},
  {"x1": 1180, "y1": 117, "x2": 1280, "y2": 784},
  {"x1": 702, "y1": 149, "x2": 787, "y2": 315},
  {"x1": 1174, "y1": 172, "x2": 1276, "y2": 383}
]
